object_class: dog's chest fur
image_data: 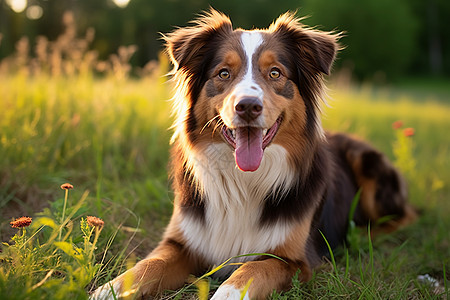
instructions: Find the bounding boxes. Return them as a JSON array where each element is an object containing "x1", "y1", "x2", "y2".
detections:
[{"x1": 180, "y1": 143, "x2": 296, "y2": 272}]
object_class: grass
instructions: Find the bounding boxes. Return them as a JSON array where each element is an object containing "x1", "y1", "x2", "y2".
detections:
[{"x1": 0, "y1": 25, "x2": 449, "y2": 299}]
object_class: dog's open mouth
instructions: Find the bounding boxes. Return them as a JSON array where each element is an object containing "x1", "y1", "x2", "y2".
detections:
[{"x1": 221, "y1": 117, "x2": 282, "y2": 172}]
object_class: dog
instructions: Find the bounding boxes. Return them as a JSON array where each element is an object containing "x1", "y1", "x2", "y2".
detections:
[{"x1": 92, "y1": 9, "x2": 417, "y2": 299}]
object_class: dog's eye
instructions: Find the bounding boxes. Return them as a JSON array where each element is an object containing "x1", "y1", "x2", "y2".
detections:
[
  {"x1": 218, "y1": 69, "x2": 231, "y2": 80},
  {"x1": 269, "y1": 68, "x2": 281, "y2": 79}
]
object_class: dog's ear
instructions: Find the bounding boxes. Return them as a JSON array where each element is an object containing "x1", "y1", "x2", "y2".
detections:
[
  {"x1": 360, "y1": 150, "x2": 384, "y2": 178},
  {"x1": 164, "y1": 9, "x2": 233, "y2": 73},
  {"x1": 304, "y1": 30, "x2": 338, "y2": 75},
  {"x1": 270, "y1": 12, "x2": 340, "y2": 76}
]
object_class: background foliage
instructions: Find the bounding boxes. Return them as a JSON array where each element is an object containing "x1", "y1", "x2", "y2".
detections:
[{"x1": 1, "y1": 0, "x2": 449, "y2": 79}]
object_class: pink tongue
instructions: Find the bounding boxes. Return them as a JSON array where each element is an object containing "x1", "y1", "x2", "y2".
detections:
[{"x1": 235, "y1": 127, "x2": 263, "y2": 172}]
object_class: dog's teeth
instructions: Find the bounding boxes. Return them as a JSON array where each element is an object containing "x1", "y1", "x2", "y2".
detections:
[
  {"x1": 263, "y1": 129, "x2": 268, "y2": 136},
  {"x1": 232, "y1": 130, "x2": 236, "y2": 139}
]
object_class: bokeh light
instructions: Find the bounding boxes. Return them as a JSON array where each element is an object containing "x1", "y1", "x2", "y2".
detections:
[
  {"x1": 6, "y1": 0, "x2": 27, "y2": 13},
  {"x1": 26, "y1": 5, "x2": 43, "y2": 20},
  {"x1": 112, "y1": 0, "x2": 130, "y2": 8}
]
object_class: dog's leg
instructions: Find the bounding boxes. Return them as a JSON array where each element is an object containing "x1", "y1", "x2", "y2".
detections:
[
  {"x1": 91, "y1": 239, "x2": 196, "y2": 299},
  {"x1": 211, "y1": 208, "x2": 316, "y2": 299},
  {"x1": 212, "y1": 258, "x2": 311, "y2": 300}
]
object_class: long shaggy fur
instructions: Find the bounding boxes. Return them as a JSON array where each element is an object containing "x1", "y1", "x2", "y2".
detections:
[{"x1": 91, "y1": 10, "x2": 416, "y2": 300}]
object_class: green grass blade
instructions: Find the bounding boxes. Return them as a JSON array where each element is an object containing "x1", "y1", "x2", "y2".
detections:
[
  {"x1": 348, "y1": 189, "x2": 362, "y2": 223},
  {"x1": 367, "y1": 224, "x2": 374, "y2": 280},
  {"x1": 319, "y1": 230, "x2": 337, "y2": 276},
  {"x1": 234, "y1": 253, "x2": 288, "y2": 264},
  {"x1": 444, "y1": 263, "x2": 448, "y2": 297},
  {"x1": 345, "y1": 248, "x2": 350, "y2": 279}
]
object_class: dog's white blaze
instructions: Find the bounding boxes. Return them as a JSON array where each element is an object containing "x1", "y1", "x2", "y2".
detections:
[
  {"x1": 231, "y1": 31, "x2": 264, "y2": 102},
  {"x1": 181, "y1": 143, "x2": 296, "y2": 277}
]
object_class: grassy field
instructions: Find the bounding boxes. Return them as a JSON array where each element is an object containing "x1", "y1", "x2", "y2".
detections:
[{"x1": 0, "y1": 49, "x2": 449, "y2": 299}]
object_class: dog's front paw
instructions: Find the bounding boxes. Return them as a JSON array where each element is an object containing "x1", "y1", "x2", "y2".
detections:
[
  {"x1": 211, "y1": 284, "x2": 250, "y2": 300},
  {"x1": 90, "y1": 280, "x2": 122, "y2": 300}
]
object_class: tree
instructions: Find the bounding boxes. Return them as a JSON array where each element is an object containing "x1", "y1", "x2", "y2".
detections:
[{"x1": 302, "y1": 0, "x2": 419, "y2": 79}]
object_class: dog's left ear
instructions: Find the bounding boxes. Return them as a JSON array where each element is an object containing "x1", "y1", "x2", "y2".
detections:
[
  {"x1": 304, "y1": 31, "x2": 338, "y2": 75},
  {"x1": 270, "y1": 12, "x2": 340, "y2": 76}
]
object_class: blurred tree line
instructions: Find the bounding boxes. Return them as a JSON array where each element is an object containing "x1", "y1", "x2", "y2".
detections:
[{"x1": 0, "y1": 0, "x2": 449, "y2": 80}]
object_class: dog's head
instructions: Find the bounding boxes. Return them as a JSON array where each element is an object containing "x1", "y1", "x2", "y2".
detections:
[{"x1": 166, "y1": 10, "x2": 339, "y2": 172}]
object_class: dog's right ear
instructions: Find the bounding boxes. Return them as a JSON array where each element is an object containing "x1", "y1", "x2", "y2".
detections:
[{"x1": 164, "y1": 9, "x2": 233, "y2": 74}]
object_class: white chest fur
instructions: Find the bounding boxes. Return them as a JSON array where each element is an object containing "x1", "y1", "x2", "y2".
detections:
[{"x1": 180, "y1": 143, "x2": 296, "y2": 273}]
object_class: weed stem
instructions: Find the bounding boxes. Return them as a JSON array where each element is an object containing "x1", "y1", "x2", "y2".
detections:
[{"x1": 59, "y1": 189, "x2": 69, "y2": 240}]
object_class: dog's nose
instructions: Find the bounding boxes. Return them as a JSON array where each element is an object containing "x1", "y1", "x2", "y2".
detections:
[{"x1": 235, "y1": 97, "x2": 263, "y2": 121}]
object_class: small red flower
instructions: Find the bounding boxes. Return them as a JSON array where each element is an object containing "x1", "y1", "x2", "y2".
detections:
[
  {"x1": 86, "y1": 216, "x2": 104, "y2": 228},
  {"x1": 10, "y1": 216, "x2": 32, "y2": 228},
  {"x1": 403, "y1": 128, "x2": 415, "y2": 137},
  {"x1": 392, "y1": 120, "x2": 403, "y2": 129},
  {"x1": 60, "y1": 183, "x2": 74, "y2": 190}
]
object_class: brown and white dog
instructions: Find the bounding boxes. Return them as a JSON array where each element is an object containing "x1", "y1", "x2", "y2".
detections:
[{"x1": 92, "y1": 10, "x2": 416, "y2": 300}]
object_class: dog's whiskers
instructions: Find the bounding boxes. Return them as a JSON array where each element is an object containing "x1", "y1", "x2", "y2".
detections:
[
  {"x1": 213, "y1": 119, "x2": 224, "y2": 135},
  {"x1": 200, "y1": 115, "x2": 221, "y2": 134}
]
